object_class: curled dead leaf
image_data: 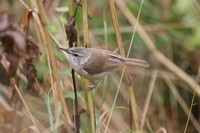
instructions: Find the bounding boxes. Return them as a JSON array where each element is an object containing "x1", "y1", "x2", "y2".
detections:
[{"x1": 0, "y1": 12, "x2": 40, "y2": 95}]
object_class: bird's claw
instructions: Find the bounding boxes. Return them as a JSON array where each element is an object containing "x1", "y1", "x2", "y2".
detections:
[
  {"x1": 86, "y1": 80, "x2": 101, "y2": 90},
  {"x1": 86, "y1": 85, "x2": 96, "y2": 90}
]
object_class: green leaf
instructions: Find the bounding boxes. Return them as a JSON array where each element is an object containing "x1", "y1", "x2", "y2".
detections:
[
  {"x1": 48, "y1": 25, "x2": 59, "y2": 35},
  {"x1": 96, "y1": 109, "x2": 110, "y2": 130},
  {"x1": 60, "y1": 69, "x2": 71, "y2": 76},
  {"x1": 54, "y1": 102, "x2": 62, "y2": 131},
  {"x1": 45, "y1": 95, "x2": 54, "y2": 132},
  {"x1": 59, "y1": 16, "x2": 68, "y2": 25},
  {"x1": 55, "y1": 7, "x2": 69, "y2": 13},
  {"x1": 55, "y1": 51, "x2": 65, "y2": 61},
  {"x1": 36, "y1": 63, "x2": 49, "y2": 81},
  {"x1": 64, "y1": 91, "x2": 82, "y2": 99}
]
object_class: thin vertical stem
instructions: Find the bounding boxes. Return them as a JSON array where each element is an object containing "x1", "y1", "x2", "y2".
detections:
[
  {"x1": 184, "y1": 65, "x2": 200, "y2": 133},
  {"x1": 82, "y1": 0, "x2": 96, "y2": 133},
  {"x1": 106, "y1": 0, "x2": 140, "y2": 132},
  {"x1": 141, "y1": 70, "x2": 158, "y2": 130},
  {"x1": 36, "y1": 0, "x2": 72, "y2": 126},
  {"x1": 14, "y1": 84, "x2": 39, "y2": 132},
  {"x1": 83, "y1": 0, "x2": 89, "y2": 47}
]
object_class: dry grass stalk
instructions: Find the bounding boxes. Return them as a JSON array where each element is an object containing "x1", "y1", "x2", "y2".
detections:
[
  {"x1": 162, "y1": 72, "x2": 200, "y2": 132},
  {"x1": 82, "y1": 0, "x2": 96, "y2": 132},
  {"x1": 36, "y1": 0, "x2": 72, "y2": 127},
  {"x1": 115, "y1": 0, "x2": 200, "y2": 96}
]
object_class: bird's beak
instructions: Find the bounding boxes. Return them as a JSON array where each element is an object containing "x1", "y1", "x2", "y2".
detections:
[{"x1": 59, "y1": 47, "x2": 70, "y2": 54}]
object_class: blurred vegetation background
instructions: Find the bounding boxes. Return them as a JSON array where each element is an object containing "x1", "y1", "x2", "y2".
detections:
[{"x1": 0, "y1": 0, "x2": 200, "y2": 133}]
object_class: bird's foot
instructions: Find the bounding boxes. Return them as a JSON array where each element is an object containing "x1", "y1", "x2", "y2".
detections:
[
  {"x1": 86, "y1": 80, "x2": 101, "y2": 90},
  {"x1": 86, "y1": 85, "x2": 96, "y2": 90}
]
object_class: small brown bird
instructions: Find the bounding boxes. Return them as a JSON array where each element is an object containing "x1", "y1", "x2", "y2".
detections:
[{"x1": 60, "y1": 47, "x2": 149, "y2": 89}]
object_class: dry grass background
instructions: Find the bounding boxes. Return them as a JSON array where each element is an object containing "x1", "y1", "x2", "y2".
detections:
[{"x1": 0, "y1": 0, "x2": 200, "y2": 133}]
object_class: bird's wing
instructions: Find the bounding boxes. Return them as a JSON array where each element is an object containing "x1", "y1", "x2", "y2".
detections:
[{"x1": 83, "y1": 51, "x2": 125, "y2": 75}]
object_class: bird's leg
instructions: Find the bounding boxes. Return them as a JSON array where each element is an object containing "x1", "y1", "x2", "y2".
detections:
[{"x1": 86, "y1": 80, "x2": 101, "y2": 90}]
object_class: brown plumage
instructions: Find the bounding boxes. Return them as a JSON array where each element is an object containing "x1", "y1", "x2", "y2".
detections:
[{"x1": 60, "y1": 47, "x2": 149, "y2": 80}]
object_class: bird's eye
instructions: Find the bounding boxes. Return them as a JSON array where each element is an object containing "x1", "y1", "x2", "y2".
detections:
[{"x1": 73, "y1": 53, "x2": 79, "y2": 57}]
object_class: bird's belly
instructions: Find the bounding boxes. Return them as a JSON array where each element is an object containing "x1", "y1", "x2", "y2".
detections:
[
  {"x1": 86, "y1": 72, "x2": 108, "y2": 80},
  {"x1": 78, "y1": 68, "x2": 108, "y2": 80},
  {"x1": 69, "y1": 59, "x2": 108, "y2": 80},
  {"x1": 72, "y1": 64, "x2": 107, "y2": 80}
]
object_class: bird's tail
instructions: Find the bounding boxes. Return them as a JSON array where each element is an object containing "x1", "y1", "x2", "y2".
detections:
[{"x1": 125, "y1": 58, "x2": 149, "y2": 68}]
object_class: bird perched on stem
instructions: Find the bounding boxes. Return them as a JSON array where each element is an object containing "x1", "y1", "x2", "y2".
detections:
[{"x1": 60, "y1": 47, "x2": 149, "y2": 89}]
